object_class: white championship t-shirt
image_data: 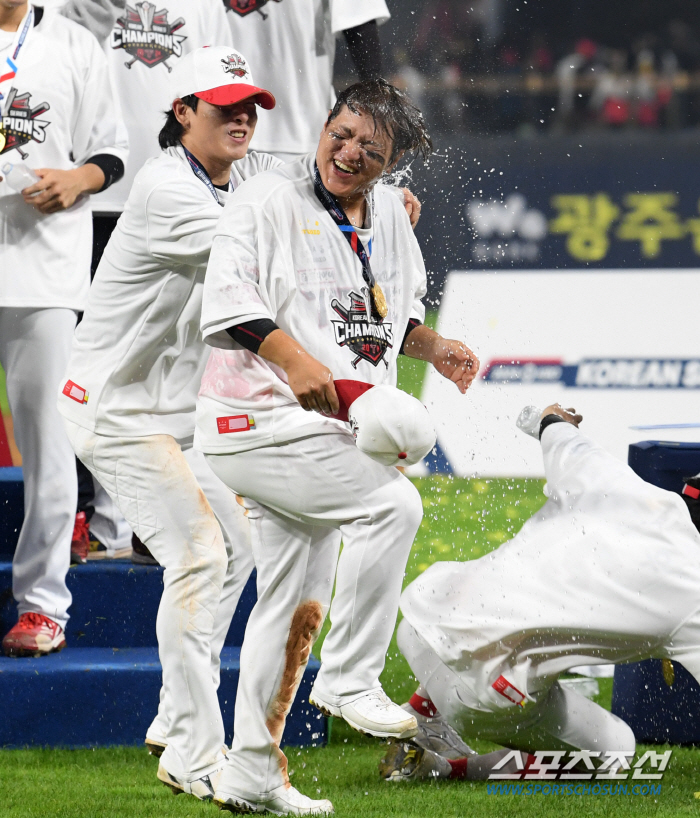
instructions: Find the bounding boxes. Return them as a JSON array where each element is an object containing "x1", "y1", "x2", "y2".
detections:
[
  {"x1": 0, "y1": 9, "x2": 128, "y2": 310},
  {"x1": 224, "y1": 0, "x2": 390, "y2": 156},
  {"x1": 58, "y1": 146, "x2": 281, "y2": 439},
  {"x1": 91, "y1": 0, "x2": 233, "y2": 214},
  {"x1": 195, "y1": 154, "x2": 427, "y2": 454}
]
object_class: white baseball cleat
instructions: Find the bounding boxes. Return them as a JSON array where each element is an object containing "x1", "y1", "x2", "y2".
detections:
[
  {"x1": 157, "y1": 763, "x2": 222, "y2": 800},
  {"x1": 310, "y1": 687, "x2": 418, "y2": 739},
  {"x1": 214, "y1": 783, "x2": 334, "y2": 815}
]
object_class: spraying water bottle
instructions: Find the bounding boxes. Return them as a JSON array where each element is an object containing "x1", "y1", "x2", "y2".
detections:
[
  {"x1": 2, "y1": 162, "x2": 40, "y2": 193},
  {"x1": 516, "y1": 405, "x2": 543, "y2": 439}
]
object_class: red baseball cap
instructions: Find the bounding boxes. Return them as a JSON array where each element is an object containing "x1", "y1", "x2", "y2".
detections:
[{"x1": 171, "y1": 46, "x2": 275, "y2": 110}]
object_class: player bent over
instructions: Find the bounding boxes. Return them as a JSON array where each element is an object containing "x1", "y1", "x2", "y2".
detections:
[
  {"x1": 382, "y1": 403, "x2": 700, "y2": 782},
  {"x1": 57, "y1": 48, "x2": 279, "y2": 798},
  {"x1": 194, "y1": 79, "x2": 479, "y2": 814}
]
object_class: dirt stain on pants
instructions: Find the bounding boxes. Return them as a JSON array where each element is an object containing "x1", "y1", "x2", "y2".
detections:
[{"x1": 266, "y1": 600, "x2": 324, "y2": 787}]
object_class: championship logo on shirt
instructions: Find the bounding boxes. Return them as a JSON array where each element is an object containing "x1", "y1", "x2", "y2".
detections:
[
  {"x1": 223, "y1": 0, "x2": 283, "y2": 20},
  {"x1": 331, "y1": 290, "x2": 393, "y2": 369},
  {"x1": 0, "y1": 87, "x2": 50, "y2": 158},
  {"x1": 111, "y1": 2, "x2": 187, "y2": 72}
]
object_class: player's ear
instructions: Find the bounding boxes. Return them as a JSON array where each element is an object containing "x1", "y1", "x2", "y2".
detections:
[{"x1": 172, "y1": 99, "x2": 192, "y2": 131}]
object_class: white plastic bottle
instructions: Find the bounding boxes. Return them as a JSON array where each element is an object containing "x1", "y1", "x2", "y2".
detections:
[
  {"x1": 516, "y1": 405, "x2": 543, "y2": 439},
  {"x1": 2, "y1": 162, "x2": 39, "y2": 193}
]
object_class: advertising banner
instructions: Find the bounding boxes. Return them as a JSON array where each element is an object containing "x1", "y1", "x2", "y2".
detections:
[{"x1": 418, "y1": 270, "x2": 700, "y2": 477}]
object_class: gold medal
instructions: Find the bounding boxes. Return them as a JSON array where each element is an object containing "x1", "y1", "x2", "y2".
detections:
[
  {"x1": 371, "y1": 283, "x2": 388, "y2": 320},
  {"x1": 661, "y1": 658, "x2": 675, "y2": 687},
  {"x1": 0, "y1": 127, "x2": 6, "y2": 155}
]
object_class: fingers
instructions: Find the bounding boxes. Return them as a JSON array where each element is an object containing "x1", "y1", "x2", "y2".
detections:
[
  {"x1": 326, "y1": 380, "x2": 339, "y2": 415},
  {"x1": 402, "y1": 187, "x2": 422, "y2": 229}
]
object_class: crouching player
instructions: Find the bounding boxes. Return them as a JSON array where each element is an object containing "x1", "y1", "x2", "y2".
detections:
[{"x1": 382, "y1": 403, "x2": 700, "y2": 781}]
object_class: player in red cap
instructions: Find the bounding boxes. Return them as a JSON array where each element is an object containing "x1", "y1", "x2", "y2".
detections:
[{"x1": 59, "y1": 46, "x2": 278, "y2": 799}]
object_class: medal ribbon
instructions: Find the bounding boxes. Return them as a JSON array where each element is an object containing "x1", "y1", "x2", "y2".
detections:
[
  {"x1": 181, "y1": 144, "x2": 228, "y2": 206},
  {"x1": 0, "y1": 5, "x2": 34, "y2": 116},
  {"x1": 312, "y1": 162, "x2": 386, "y2": 319}
]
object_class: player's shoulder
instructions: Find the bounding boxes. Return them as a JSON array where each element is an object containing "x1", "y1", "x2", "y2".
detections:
[
  {"x1": 41, "y1": 7, "x2": 102, "y2": 49},
  {"x1": 131, "y1": 150, "x2": 211, "y2": 210},
  {"x1": 231, "y1": 150, "x2": 285, "y2": 184},
  {"x1": 229, "y1": 154, "x2": 312, "y2": 209}
]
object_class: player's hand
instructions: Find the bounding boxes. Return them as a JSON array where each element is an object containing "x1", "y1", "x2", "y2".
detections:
[
  {"x1": 287, "y1": 354, "x2": 340, "y2": 416},
  {"x1": 542, "y1": 404, "x2": 582, "y2": 427},
  {"x1": 401, "y1": 188, "x2": 422, "y2": 229},
  {"x1": 22, "y1": 165, "x2": 104, "y2": 214},
  {"x1": 431, "y1": 338, "x2": 480, "y2": 394}
]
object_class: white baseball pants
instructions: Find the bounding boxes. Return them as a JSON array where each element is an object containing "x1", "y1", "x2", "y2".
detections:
[
  {"x1": 205, "y1": 431, "x2": 424, "y2": 798},
  {"x1": 0, "y1": 307, "x2": 78, "y2": 630},
  {"x1": 65, "y1": 421, "x2": 255, "y2": 781},
  {"x1": 398, "y1": 620, "x2": 636, "y2": 758}
]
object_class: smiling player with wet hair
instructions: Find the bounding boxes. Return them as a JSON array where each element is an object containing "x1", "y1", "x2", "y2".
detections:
[{"x1": 193, "y1": 77, "x2": 479, "y2": 814}]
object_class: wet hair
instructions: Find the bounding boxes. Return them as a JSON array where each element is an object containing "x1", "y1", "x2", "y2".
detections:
[
  {"x1": 158, "y1": 94, "x2": 199, "y2": 149},
  {"x1": 326, "y1": 78, "x2": 433, "y2": 164}
]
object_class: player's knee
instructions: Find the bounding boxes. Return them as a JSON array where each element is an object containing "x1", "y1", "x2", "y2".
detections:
[{"x1": 391, "y1": 477, "x2": 423, "y2": 536}]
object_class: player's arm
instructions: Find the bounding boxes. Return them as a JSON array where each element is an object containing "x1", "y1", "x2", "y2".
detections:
[
  {"x1": 401, "y1": 322, "x2": 480, "y2": 394},
  {"x1": 344, "y1": 20, "x2": 382, "y2": 81},
  {"x1": 226, "y1": 320, "x2": 339, "y2": 416},
  {"x1": 21, "y1": 156, "x2": 124, "y2": 214}
]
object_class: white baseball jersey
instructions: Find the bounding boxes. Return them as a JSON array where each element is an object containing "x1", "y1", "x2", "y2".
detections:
[
  {"x1": 57, "y1": 145, "x2": 281, "y2": 439},
  {"x1": 0, "y1": 9, "x2": 128, "y2": 310},
  {"x1": 400, "y1": 422, "x2": 700, "y2": 706},
  {"x1": 91, "y1": 0, "x2": 233, "y2": 214},
  {"x1": 195, "y1": 154, "x2": 426, "y2": 454},
  {"x1": 223, "y1": 0, "x2": 390, "y2": 155}
]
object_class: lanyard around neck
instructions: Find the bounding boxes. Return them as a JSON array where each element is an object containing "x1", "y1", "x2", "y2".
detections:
[
  {"x1": 312, "y1": 162, "x2": 387, "y2": 320},
  {"x1": 181, "y1": 144, "x2": 229, "y2": 206},
  {"x1": 0, "y1": 5, "x2": 34, "y2": 117}
]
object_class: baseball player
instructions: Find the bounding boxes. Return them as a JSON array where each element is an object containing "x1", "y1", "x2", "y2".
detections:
[
  {"x1": 224, "y1": 0, "x2": 390, "y2": 162},
  {"x1": 80, "y1": 0, "x2": 236, "y2": 563},
  {"x1": 58, "y1": 49, "x2": 422, "y2": 801},
  {"x1": 382, "y1": 403, "x2": 700, "y2": 781},
  {"x1": 0, "y1": 0, "x2": 128, "y2": 656},
  {"x1": 57, "y1": 47, "x2": 276, "y2": 797},
  {"x1": 194, "y1": 78, "x2": 479, "y2": 814}
]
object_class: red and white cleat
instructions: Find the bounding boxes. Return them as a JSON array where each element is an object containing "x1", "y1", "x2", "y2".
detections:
[
  {"x1": 2, "y1": 612, "x2": 66, "y2": 657},
  {"x1": 70, "y1": 511, "x2": 90, "y2": 565}
]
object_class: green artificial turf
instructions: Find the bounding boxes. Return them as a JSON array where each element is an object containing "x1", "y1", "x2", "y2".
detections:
[{"x1": 2, "y1": 478, "x2": 699, "y2": 817}]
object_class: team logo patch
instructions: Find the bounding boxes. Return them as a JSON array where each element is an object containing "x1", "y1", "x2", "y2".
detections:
[
  {"x1": 224, "y1": 0, "x2": 283, "y2": 20},
  {"x1": 221, "y1": 53, "x2": 248, "y2": 78},
  {"x1": 217, "y1": 415, "x2": 255, "y2": 434},
  {"x1": 0, "y1": 88, "x2": 50, "y2": 158},
  {"x1": 111, "y1": 2, "x2": 186, "y2": 72},
  {"x1": 331, "y1": 289, "x2": 393, "y2": 369},
  {"x1": 492, "y1": 675, "x2": 527, "y2": 707},
  {"x1": 63, "y1": 380, "x2": 89, "y2": 405}
]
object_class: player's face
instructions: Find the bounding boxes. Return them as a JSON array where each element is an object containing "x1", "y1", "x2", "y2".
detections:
[
  {"x1": 316, "y1": 106, "x2": 394, "y2": 201},
  {"x1": 184, "y1": 98, "x2": 258, "y2": 164},
  {"x1": 0, "y1": 0, "x2": 28, "y2": 12}
]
